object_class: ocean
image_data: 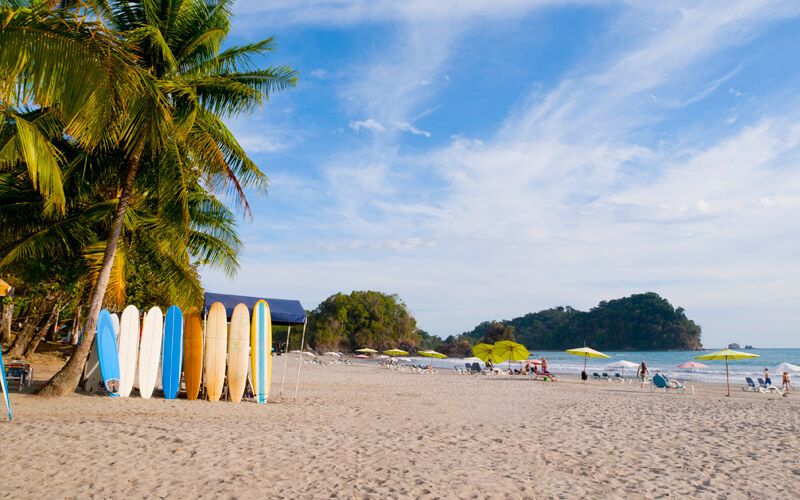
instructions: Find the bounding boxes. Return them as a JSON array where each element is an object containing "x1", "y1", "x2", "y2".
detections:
[{"x1": 403, "y1": 348, "x2": 800, "y2": 384}]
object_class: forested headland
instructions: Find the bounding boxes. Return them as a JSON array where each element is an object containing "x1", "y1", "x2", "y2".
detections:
[{"x1": 305, "y1": 291, "x2": 702, "y2": 354}]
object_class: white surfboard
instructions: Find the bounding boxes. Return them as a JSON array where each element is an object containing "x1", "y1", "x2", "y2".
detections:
[
  {"x1": 111, "y1": 313, "x2": 120, "y2": 343},
  {"x1": 118, "y1": 305, "x2": 140, "y2": 397},
  {"x1": 137, "y1": 306, "x2": 163, "y2": 398}
]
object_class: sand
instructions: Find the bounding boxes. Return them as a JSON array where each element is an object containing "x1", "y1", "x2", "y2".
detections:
[{"x1": 1, "y1": 357, "x2": 799, "y2": 498}]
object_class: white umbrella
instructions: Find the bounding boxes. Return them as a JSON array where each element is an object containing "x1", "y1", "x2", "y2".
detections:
[
  {"x1": 774, "y1": 362, "x2": 800, "y2": 373},
  {"x1": 604, "y1": 360, "x2": 639, "y2": 376},
  {"x1": 462, "y1": 357, "x2": 484, "y2": 365},
  {"x1": 323, "y1": 352, "x2": 341, "y2": 357},
  {"x1": 376, "y1": 355, "x2": 390, "y2": 360},
  {"x1": 397, "y1": 357, "x2": 412, "y2": 363}
]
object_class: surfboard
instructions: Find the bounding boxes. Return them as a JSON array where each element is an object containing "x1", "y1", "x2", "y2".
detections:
[
  {"x1": 83, "y1": 336, "x2": 104, "y2": 394},
  {"x1": 227, "y1": 304, "x2": 250, "y2": 403},
  {"x1": 250, "y1": 299, "x2": 272, "y2": 404},
  {"x1": 183, "y1": 307, "x2": 203, "y2": 400},
  {"x1": 204, "y1": 302, "x2": 227, "y2": 402},
  {"x1": 117, "y1": 305, "x2": 140, "y2": 397},
  {"x1": 0, "y1": 353, "x2": 12, "y2": 420},
  {"x1": 96, "y1": 309, "x2": 120, "y2": 397},
  {"x1": 161, "y1": 305, "x2": 183, "y2": 399},
  {"x1": 111, "y1": 312, "x2": 120, "y2": 343},
  {"x1": 138, "y1": 306, "x2": 163, "y2": 399}
]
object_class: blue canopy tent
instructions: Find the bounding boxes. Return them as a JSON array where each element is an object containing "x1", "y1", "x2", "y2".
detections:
[
  {"x1": 203, "y1": 292, "x2": 308, "y2": 401},
  {"x1": 203, "y1": 292, "x2": 306, "y2": 325}
]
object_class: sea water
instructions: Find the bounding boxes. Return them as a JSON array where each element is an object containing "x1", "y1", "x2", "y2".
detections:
[{"x1": 402, "y1": 348, "x2": 800, "y2": 384}]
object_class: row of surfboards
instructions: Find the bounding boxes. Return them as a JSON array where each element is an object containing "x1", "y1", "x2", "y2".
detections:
[{"x1": 83, "y1": 300, "x2": 272, "y2": 403}]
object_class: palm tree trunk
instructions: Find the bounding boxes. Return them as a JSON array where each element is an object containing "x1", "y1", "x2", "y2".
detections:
[
  {"x1": 70, "y1": 304, "x2": 82, "y2": 345},
  {"x1": 45, "y1": 306, "x2": 61, "y2": 342},
  {"x1": 5, "y1": 321, "x2": 38, "y2": 359},
  {"x1": 1, "y1": 302, "x2": 12, "y2": 346},
  {"x1": 38, "y1": 140, "x2": 145, "y2": 397},
  {"x1": 24, "y1": 301, "x2": 62, "y2": 358}
]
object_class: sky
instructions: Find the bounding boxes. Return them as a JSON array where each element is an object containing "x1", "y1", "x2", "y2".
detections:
[{"x1": 202, "y1": 0, "x2": 800, "y2": 348}]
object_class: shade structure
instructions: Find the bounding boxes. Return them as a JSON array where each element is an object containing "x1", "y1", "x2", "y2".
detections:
[
  {"x1": 491, "y1": 341, "x2": 531, "y2": 370},
  {"x1": 471, "y1": 343, "x2": 505, "y2": 364},
  {"x1": 383, "y1": 349, "x2": 409, "y2": 357},
  {"x1": 677, "y1": 361, "x2": 708, "y2": 369},
  {"x1": 203, "y1": 292, "x2": 305, "y2": 325},
  {"x1": 356, "y1": 348, "x2": 378, "y2": 354},
  {"x1": 696, "y1": 349, "x2": 760, "y2": 396},
  {"x1": 773, "y1": 362, "x2": 800, "y2": 373},
  {"x1": 566, "y1": 346, "x2": 610, "y2": 374},
  {"x1": 418, "y1": 350, "x2": 448, "y2": 359},
  {"x1": 605, "y1": 360, "x2": 639, "y2": 369}
]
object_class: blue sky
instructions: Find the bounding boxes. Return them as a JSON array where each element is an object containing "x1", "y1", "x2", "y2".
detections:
[{"x1": 202, "y1": 1, "x2": 800, "y2": 348}]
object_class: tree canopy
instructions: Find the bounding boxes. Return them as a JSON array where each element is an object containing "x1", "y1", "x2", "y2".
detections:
[
  {"x1": 307, "y1": 291, "x2": 420, "y2": 352},
  {"x1": 458, "y1": 293, "x2": 702, "y2": 351}
]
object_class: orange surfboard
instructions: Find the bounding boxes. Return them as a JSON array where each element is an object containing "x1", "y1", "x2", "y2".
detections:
[{"x1": 183, "y1": 307, "x2": 203, "y2": 400}]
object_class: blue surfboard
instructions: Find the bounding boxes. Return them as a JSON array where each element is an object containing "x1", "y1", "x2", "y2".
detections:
[
  {"x1": 0, "y1": 353, "x2": 11, "y2": 420},
  {"x1": 96, "y1": 309, "x2": 120, "y2": 397},
  {"x1": 161, "y1": 305, "x2": 183, "y2": 399}
]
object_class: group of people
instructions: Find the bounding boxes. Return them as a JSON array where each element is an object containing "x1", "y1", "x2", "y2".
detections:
[{"x1": 763, "y1": 367, "x2": 793, "y2": 392}]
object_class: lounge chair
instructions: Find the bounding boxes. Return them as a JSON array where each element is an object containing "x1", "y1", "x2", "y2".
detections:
[
  {"x1": 601, "y1": 372, "x2": 611, "y2": 381},
  {"x1": 649, "y1": 373, "x2": 685, "y2": 394},
  {"x1": 757, "y1": 378, "x2": 782, "y2": 394},
  {"x1": 742, "y1": 377, "x2": 760, "y2": 392},
  {"x1": 614, "y1": 373, "x2": 626, "y2": 383},
  {"x1": 5, "y1": 360, "x2": 33, "y2": 390},
  {"x1": 470, "y1": 362, "x2": 482, "y2": 374},
  {"x1": 592, "y1": 372, "x2": 602, "y2": 380}
]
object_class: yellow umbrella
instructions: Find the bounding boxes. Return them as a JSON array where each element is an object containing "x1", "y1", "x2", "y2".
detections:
[
  {"x1": 565, "y1": 346, "x2": 610, "y2": 375},
  {"x1": 356, "y1": 348, "x2": 378, "y2": 354},
  {"x1": 383, "y1": 349, "x2": 409, "y2": 357},
  {"x1": 418, "y1": 350, "x2": 447, "y2": 359},
  {"x1": 491, "y1": 341, "x2": 531, "y2": 371},
  {"x1": 471, "y1": 343, "x2": 505, "y2": 364},
  {"x1": 696, "y1": 349, "x2": 760, "y2": 396}
]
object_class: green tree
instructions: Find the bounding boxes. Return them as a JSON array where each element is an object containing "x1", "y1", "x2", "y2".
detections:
[
  {"x1": 0, "y1": 1, "x2": 296, "y2": 395},
  {"x1": 307, "y1": 291, "x2": 420, "y2": 352}
]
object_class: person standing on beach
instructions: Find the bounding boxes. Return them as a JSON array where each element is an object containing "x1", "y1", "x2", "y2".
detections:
[
  {"x1": 782, "y1": 371, "x2": 792, "y2": 392},
  {"x1": 764, "y1": 367, "x2": 772, "y2": 386},
  {"x1": 637, "y1": 361, "x2": 649, "y2": 388},
  {"x1": 541, "y1": 357, "x2": 549, "y2": 374}
]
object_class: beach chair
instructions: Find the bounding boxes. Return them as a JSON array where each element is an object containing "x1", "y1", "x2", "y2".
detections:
[
  {"x1": 5, "y1": 360, "x2": 33, "y2": 390},
  {"x1": 613, "y1": 373, "x2": 626, "y2": 383},
  {"x1": 470, "y1": 362, "x2": 482, "y2": 374},
  {"x1": 757, "y1": 378, "x2": 782, "y2": 394},
  {"x1": 601, "y1": 372, "x2": 611, "y2": 382},
  {"x1": 649, "y1": 374, "x2": 685, "y2": 394},
  {"x1": 592, "y1": 372, "x2": 602, "y2": 380},
  {"x1": 742, "y1": 377, "x2": 760, "y2": 392}
]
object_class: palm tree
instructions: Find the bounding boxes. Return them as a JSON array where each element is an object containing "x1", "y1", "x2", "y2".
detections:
[{"x1": 0, "y1": 1, "x2": 296, "y2": 395}]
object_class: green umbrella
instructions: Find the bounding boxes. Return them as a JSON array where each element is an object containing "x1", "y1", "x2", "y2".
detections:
[
  {"x1": 383, "y1": 349, "x2": 409, "y2": 357},
  {"x1": 355, "y1": 348, "x2": 378, "y2": 354},
  {"x1": 418, "y1": 350, "x2": 447, "y2": 359},
  {"x1": 471, "y1": 343, "x2": 504, "y2": 364},
  {"x1": 696, "y1": 349, "x2": 759, "y2": 396}
]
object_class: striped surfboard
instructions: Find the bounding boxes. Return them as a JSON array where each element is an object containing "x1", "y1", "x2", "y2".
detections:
[{"x1": 250, "y1": 300, "x2": 272, "y2": 404}]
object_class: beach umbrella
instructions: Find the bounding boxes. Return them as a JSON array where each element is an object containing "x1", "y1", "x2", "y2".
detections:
[
  {"x1": 471, "y1": 343, "x2": 505, "y2": 364},
  {"x1": 376, "y1": 354, "x2": 390, "y2": 360},
  {"x1": 605, "y1": 360, "x2": 639, "y2": 376},
  {"x1": 491, "y1": 341, "x2": 531, "y2": 371},
  {"x1": 356, "y1": 348, "x2": 378, "y2": 354},
  {"x1": 696, "y1": 349, "x2": 759, "y2": 396},
  {"x1": 419, "y1": 350, "x2": 447, "y2": 359},
  {"x1": 773, "y1": 362, "x2": 800, "y2": 374},
  {"x1": 566, "y1": 346, "x2": 610, "y2": 374},
  {"x1": 354, "y1": 354, "x2": 369, "y2": 359},
  {"x1": 323, "y1": 352, "x2": 341, "y2": 357},
  {"x1": 677, "y1": 361, "x2": 707, "y2": 382},
  {"x1": 383, "y1": 349, "x2": 409, "y2": 357}
]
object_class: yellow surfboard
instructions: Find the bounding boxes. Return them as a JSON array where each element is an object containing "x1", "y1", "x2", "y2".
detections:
[
  {"x1": 250, "y1": 300, "x2": 272, "y2": 404},
  {"x1": 227, "y1": 304, "x2": 250, "y2": 403},
  {"x1": 204, "y1": 302, "x2": 227, "y2": 402},
  {"x1": 183, "y1": 307, "x2": 203, "y2": 400}
]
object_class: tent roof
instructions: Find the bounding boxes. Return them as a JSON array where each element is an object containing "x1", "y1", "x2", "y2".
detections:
[{"x1": 203, "y1": 292, "x2": 306, "y2": 326}]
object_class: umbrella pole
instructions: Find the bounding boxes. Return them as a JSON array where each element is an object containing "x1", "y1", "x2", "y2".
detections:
[
  {"x1": 726, "y1": 357, "x2": 730, "y2": 397},
  {"x1": 583, "y1": 356, "x2": 587, "y2": 382}
]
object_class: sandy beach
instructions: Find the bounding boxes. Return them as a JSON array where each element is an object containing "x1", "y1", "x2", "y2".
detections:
[{"x1": 2, "y1": 356, "x2": 799, "y2": 499}]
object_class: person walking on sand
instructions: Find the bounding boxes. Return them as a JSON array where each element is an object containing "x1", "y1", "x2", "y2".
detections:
[
  {"x1": 637, "y1": 361, "x2": 649, "y2": 388},
  {"x1": 764, "y1": 367, "x2": 773, "y2": 387},
  {"x1": 782, "y1": 371, "x2": 792, "y2": 392}
]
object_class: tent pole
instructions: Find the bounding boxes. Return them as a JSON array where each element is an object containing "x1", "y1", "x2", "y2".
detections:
[
  {"x1": 280, "y1": 326, "x2": 291, "y2": 396},
  {"x1": 294, "y1": 321, "x2": 307, "y2": 402}
]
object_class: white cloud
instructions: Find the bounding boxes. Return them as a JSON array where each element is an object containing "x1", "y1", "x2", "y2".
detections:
[
  {"x1": 348, "y1": 118, "x2": 385, "y2": 132},
  {"x1": 396, "y1": 121, "x2": 431, "y2": 137}
]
